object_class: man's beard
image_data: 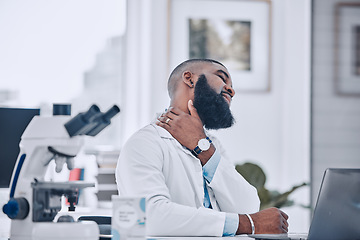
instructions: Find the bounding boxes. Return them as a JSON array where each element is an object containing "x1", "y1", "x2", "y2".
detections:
[{"x1": 193, "y1": 74, "x2": 235, "y2": 130}]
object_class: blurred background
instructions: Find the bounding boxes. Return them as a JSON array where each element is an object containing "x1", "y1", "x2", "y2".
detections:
[{"x1": 0, "y1": 0, "x2": 359, "y2": 235}]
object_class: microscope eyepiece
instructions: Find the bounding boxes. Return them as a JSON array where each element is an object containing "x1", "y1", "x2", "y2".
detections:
[
  {"x1": 81, "y1": 105, "x2": 101, "y2": 122},
  {"x1": 64, "y1": 104, "x2": 120, "y2": 137},
  {"x1": 84, "y1": 105, "x2": 120, "y2": 136},
  {"x1": 64, "y1": 104, "x2": 101, "y2": 137},
  {"x1": 102, "y1": 105, "x2": 120, "y2": 121}
]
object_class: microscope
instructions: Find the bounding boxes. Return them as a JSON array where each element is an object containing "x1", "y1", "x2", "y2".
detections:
[{"x1": 2, "y1": 104, "x2": 120, "y2": 240}]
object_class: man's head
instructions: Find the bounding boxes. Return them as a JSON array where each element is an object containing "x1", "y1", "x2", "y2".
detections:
[
  {"x1": 167, "y1": 59, "x2": 236, "y2": 130},
  {"x1": 168, "y1": 59, "x2": 226, "y2": 98}
]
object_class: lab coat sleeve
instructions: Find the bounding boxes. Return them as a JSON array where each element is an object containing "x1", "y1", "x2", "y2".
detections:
[
  {"x1": 207, "y1": 139, "x2": 260, "y2": 214},
  {"x1": 115, "y1": 128, "x2": 226, "y2": 237}
]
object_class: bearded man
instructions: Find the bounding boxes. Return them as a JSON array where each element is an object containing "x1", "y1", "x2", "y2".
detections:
[{"x1": 116, "y1": 59, "x2": 289, "y2": 237}]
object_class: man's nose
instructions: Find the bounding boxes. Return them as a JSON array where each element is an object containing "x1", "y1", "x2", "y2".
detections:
[{"x1": 224, "y1": 84, "x2": 235, "y2": 97}]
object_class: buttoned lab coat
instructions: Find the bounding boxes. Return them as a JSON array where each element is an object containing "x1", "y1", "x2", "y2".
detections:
[{"x1": 116, "y1": 123, "x2": 260, "y2": 237}]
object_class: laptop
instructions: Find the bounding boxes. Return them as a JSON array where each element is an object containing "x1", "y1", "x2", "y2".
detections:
[{"x1": 248, "y1": 168, "x2": 360, "y2": 240}]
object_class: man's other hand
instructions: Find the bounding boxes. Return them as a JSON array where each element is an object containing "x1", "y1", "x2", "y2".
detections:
[{"x1": 238, "y1": 207, "x2": 289, "y2": 235}]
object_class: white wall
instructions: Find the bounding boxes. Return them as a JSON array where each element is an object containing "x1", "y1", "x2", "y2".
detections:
[
  {"x1": 312, "y1": 0, "x2": 360, "y2": 205},
  {"x1": 0, "y1": 0, "x2": 125, "y2": 107},
  {"x1": 123, "y1": 0, "x2": 311, "y2": 233},
  {"x1": 122, "y1": 0, "x2": 169, "y2": 141}
]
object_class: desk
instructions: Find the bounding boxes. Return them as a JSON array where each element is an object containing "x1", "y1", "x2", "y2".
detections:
[
  {"x1": 0, "y1": 238, "x2": 253, "y2": 240},
  {"x1": 0, "y1": 237, "x2": 253, "y2": 240},
  {"x1": 147, "y1": 237, "x2": 253, "y2": 240}
]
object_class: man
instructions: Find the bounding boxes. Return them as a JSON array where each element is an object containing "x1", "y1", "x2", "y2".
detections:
[{"x1": 116, "y1": 59, "x2": 289, "y2": 237}]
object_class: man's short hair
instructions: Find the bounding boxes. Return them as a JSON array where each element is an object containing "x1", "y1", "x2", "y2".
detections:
[{"x1": 167, "y1": 59, "x2": 225, "y2": 98}]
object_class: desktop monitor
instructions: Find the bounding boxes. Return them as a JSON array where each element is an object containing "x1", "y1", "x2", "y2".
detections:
[{"x1": 0, "y1": 107, "x2": 40, "y2": 188}]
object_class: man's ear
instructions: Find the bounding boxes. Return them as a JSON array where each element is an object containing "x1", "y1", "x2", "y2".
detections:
[{"x1": 182, "y1": 71, "x2": 195, "y2": 88}]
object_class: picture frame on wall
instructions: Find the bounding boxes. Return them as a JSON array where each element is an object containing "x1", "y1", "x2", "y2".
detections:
[
  {"x1": 167, "y1": 0, "x2": 272, "y2": 92},
  {"x1": 334, "y1": 2, "x2": 360, "y2": 97}
]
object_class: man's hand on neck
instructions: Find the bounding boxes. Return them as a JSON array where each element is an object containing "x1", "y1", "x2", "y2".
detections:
[{"x1": 156, "y1": 100, "x2": 215, "y2": 166}]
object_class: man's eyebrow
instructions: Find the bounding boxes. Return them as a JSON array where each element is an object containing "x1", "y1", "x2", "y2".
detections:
[{"x1": 216, "y1": 69, "x2": 229, "y2": 79}]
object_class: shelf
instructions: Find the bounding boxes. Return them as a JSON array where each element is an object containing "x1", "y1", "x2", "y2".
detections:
[{"x1": 97, "y1": 184, "x2": 118, "y2": 191}]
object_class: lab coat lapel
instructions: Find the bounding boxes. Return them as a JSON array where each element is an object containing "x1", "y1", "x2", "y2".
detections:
[{"x1": 152, "y1": 123, "x2": 205, "y2": 207}]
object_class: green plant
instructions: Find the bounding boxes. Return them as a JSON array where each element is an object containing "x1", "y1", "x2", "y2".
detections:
[{"x1": 235, "y1": 162, "x2": 308, "y2": 210}]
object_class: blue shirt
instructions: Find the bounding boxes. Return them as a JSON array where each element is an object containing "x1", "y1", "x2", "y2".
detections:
[{"x1": 202, "y1": 149, "x2": 239, "y2": 236}]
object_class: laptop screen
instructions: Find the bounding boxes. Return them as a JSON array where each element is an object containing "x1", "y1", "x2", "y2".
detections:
[{"x1": 308, "y1": 168, "x2": 360, "y2": 240}]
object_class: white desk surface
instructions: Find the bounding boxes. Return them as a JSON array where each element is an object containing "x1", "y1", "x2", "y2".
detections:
[
  {"x1": 0, "y1": 238, "x2": 253, "y2": 240},
  {"x1": 0, "y1": 237, "x2": 254, "y2": 240},
  {"x1": 146, "y1": 237, "x2": 254, "y2": 240}
]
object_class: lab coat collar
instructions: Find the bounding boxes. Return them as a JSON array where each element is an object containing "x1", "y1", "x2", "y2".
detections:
[
  {"x1": 150, "y1": 123, "x2": 198, "y2": 160},
  {"x1": 151, "y1": 122, "x2": 174, "y2": 139}
]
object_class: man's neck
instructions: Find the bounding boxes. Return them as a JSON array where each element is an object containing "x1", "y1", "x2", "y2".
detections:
[{"x1": 169, "y1": 101, "x2": 190, "y2": 114}]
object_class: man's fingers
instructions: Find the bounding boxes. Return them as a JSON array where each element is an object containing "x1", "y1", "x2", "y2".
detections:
[
  {"x1": 283, "y1": 219, "x2": 289, "y2": 227},
  {"x1": 281, "y1": 223, "x2": 288, "y2": 233},
  {"x1": 156, "y1": 119, "x2": 170, "y2": 129},
  {"x1": 281, "y1": 216, "x2": 289, "y2": 233},
  {"x1": 187, "y1": 100, "x2": 200, "y2": 119},
  {"x1": 163, "y1": 111, "x2": 177, "y2": 120},
  {"x1": 158, "y1": 116, "x2": 171, "y2": 123},
  {"x1": 168, "y1": 106, "x2": 181, "y2": 115},
  {"x1": 280, "y1": 210, "x2": 289, "y2": 220}
]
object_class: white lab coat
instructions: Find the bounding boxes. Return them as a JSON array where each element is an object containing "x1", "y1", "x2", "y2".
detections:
[{"x1": 116, "y1": 123, "x2": 260, "y2": 237}]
